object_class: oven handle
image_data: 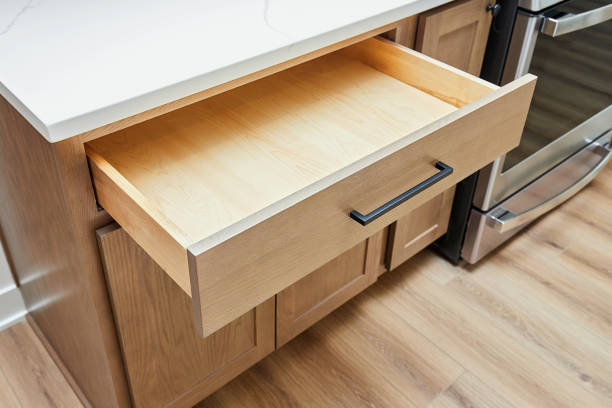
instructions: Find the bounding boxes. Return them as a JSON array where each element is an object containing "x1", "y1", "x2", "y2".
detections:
[
  {"x1": 541, "y1": 3, "x2": 612, "y2": 37},
  {"x1": 487, "y1": 137, "x2": 612, "y2": 233}
]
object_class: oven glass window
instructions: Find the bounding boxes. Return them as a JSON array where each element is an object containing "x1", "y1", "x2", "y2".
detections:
[{"x1": 503, "y1": 0, "x2": 612, "y2": 171}]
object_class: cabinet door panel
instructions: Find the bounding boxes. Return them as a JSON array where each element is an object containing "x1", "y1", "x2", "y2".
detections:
[
  {"x1": 276, "y1": 230, "x2": 386, "y2": 347},
  {"x1": 97, "y1": 225, "x2": 274, "y2": 408},
  {"x1": 387, "y1": 187, "x2": 455, "y2": 271},
  {"x1": 416, "y1": 0, "x2": 494, "y2": 75}
]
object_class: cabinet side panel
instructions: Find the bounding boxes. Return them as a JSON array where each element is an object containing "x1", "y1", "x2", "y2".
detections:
[{"x1": 0, "y1": 96, "x2": 130, "y2": 407}]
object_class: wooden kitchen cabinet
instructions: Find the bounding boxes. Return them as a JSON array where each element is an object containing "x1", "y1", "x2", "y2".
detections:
[
  {"x1": 276, "y1": 229, "x2": 387, "y2": 347},
  {"x1": 387, "y1": 187, "x2": 455, "y2": 271},
  {"x1": 0, "y1": 6, "x2": 535, "y2": 408},
  {"x1": 86, "y1": 37, "x2": 534, "y2": 337},
  {"x1": 96, "y1": 225, "x2": 275, "y2": 408},
  {"x1": 416, "y1": 0, "x2": 494, "y2": 75}
]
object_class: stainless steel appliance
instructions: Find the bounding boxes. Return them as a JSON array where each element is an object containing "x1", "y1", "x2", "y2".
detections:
[{"x1": 436, "y1": 0, "x2": 612, "y2": 263}]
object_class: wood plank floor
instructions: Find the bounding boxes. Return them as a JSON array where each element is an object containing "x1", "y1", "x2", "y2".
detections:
[
  {"x1": 1, "y1": 164, "x2": 610, "y2": 407},
  {"x1": 200, "y1": 164, "x2": 612, "y2": 408},
  {"x1": 0, "y1": 321, "x2": 82, "y2": 407}
]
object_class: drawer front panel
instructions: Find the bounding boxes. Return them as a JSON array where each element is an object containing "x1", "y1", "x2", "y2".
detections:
[
  {"x1": 387, "y1": 187, "x2": 455, "y2": 271},
  {"x1": 191, "y1": 75, "x2": 534, "y2": 336}
]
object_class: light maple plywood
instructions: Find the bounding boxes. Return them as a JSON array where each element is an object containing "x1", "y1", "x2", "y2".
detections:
[
  {"x1": 339, "y1": 38, "x2": 496, "y2": 107},
  {"x1": 87, "y1": 36, "x2": 535, "y2": 336},
  {"x1": 87, "y1": 51, "x2": 457, "y2": 247}
]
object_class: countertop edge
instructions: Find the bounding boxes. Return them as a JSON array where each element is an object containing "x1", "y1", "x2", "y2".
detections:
[{"x1": 3, "y1": 0, "x2": 451, "y2": 143}]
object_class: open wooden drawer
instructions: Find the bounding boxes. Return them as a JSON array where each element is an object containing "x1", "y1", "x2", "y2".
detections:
[{"x1": 86, "y1": 37, "x2": 535, "y2": 336}]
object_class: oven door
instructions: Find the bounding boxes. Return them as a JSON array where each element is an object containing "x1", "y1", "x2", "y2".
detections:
[{"x1": 474, "y1": 0, "x2": 612, "y2": 211}]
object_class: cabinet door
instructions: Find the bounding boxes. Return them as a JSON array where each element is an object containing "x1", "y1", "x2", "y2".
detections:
[
  {"x1": 416, "y1": 0, "x2": 494, "y2": 75},
  {"x1": 97, "y1": 225, "x2": 275, "y2": 408},
  {"x1": 276, "y1": 229, "x2": 387, "y2": 347},
  {"x1": 387, "y1": 187, "x2": 455, "y2": 271}
]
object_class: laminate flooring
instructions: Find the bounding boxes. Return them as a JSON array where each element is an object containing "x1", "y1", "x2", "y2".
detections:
[{"x1": 2, "y1": 166, "x2": 611, "y2": 408}]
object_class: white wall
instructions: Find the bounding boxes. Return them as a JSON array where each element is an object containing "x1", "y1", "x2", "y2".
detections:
[
  {"x1": 0, "y1": 243, "x2": 15, "y2": 289},
  {"x1": 0, "y1": 243, "x2": 26, "y2": 330}
]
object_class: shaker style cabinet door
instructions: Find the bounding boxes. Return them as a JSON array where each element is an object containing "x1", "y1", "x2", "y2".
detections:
[
  {"x1": 276, "y1": 229, "x2": 387, "y2": 347},
  {"x1": 96, "y1": 225, "x2": 275, "y2": 408},
  {"x1": 416, "y1": 0, "x2": 495, "y2": 75},
  {"x1": 387, "y1": 187, "x2": 455, "y2": 271}
]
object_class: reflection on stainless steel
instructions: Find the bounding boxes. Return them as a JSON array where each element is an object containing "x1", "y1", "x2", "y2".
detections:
[
  {"x1": 488, "y1": 135, "x2": 612, "y2": 233},
  {"x1": 458, "y1": 0, "x2": 612, "y2": 263},
  {"x1": 518, "y1": 0, "x2": 564, "y2": 12},
  {"x1": 506, "y1": 1, "x2": 612, "y2": 171},
  {"x1": 474, "y1": 0, "x2": 612, "y2": 211},
  {"x1": 463, "y1": 133, "x2": 611, "y2": 264},
  {"x1": 541, "y1": 3, "x2": 612, "y2": 36},
  {"x1": 500, "y1": 11, "x2": 541, "y2": 85},
  {"x1": 474, "y1": 107, "x2": 612, "y2": 210}
]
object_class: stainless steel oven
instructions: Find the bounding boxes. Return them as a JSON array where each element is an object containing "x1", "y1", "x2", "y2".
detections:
[{"x1": 447, "y1": 0, "x2": 612, "y2": 263}]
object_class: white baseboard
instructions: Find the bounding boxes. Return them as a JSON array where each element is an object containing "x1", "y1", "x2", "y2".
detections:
[{"x1": 0, "y1": 285, "x2": 26, "y2": 331}]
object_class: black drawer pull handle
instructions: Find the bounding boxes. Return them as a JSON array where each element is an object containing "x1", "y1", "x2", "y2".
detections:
[{"x1": 349, "y1": 161, "x2": 453, "y2": 226}]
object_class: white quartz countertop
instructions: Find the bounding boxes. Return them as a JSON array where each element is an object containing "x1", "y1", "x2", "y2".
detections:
[{"x1": 0, "y1": 0, "x2": 451, "y2": 143}]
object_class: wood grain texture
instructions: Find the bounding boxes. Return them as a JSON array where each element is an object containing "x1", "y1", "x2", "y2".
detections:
[
  {"x1": 383, "y1": 15, "x2": 419, "y2": 49},
  {"x1": 203, "y1": 165, "x2": 612, "y2": 408},
  {"x1": 0, "y1": 96, "x2": 130, "y2": 408},
  {"x1": 77, "y1": 23, "x2": 401, "y2": 144},
  {"x1": 416, "y1": 0, "x2": 493, "y2": 76},
  {"x1": 340, "y1": 37, "x2": 497, "y2": 108},
  {"x1": 0, "y1": 322, "x2": 82, "y2": 408},
  {"x1": 387, "y1": 187, "x2": 454, "y2": 270},
  {"x1": 97, "y1": 225, "x2": 275, "y2": 408},
  {"x1": 87, "y1": 44, "x2": 458, "y2": 249},
  {"x1": 28, "y1": 315, "x2": 92, "y2": 407},
  {"x1": 187, "y1": 71, "x2": 533, "y2": 336},
  {"x1": 87, "y1": 36, "x2": 534, "y2": 336},
  {"x1": 86, "y1": 42, "x2": 457, "y2": 297},
  {"x1": 276, "y1": 229, "x2": 386, "y2": 347},
  {"x1": 201, "y1": 291, "x2": 464, "y2": 408},
  {"x1": 428, "y1": 371, "x2": 517, "y2": 408}
]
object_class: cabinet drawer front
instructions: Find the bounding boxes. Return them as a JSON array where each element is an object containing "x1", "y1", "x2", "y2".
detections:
[
  {"x1": 387, "y1": 187, "x2": 455, "y2": 271},
  {"x1": 86, "y1": 37, "x2": 535, "y2": 336}
]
